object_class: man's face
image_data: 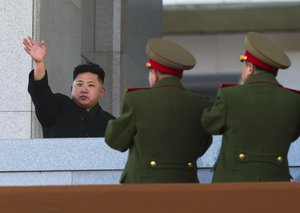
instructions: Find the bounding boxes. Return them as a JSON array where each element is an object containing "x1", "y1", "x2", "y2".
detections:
[{"x1": 71, "y1": 72, "x2": 105, "y2": 111}]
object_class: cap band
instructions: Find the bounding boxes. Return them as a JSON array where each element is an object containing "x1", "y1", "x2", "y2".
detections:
[
  {"x1": 146, "y1": 59, "x2": 183, "y2": 76},
  {"x1": 242, "y1": 51, "x2": 278, "y2": 73}
]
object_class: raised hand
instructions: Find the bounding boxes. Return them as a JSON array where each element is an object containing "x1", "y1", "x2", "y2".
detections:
[
  {"x1": 23, "y1": 36, "x2": 46, "y2": 63},
  {"x1": 23, "y1": 36, "x2": 47, "y2": 80}
]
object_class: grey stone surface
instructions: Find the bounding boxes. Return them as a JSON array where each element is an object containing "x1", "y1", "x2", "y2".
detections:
[
  {"x1": 198, "y1": 135, "x2": 222, "y2": 167},
  {"x1": 0, "y1": 172, "x2": 72, "y2": 186},
  {"x1": 290, "y1": 168, "x2": 300, "y2": 182},
  {"x1": 81, "y1": 0, "x2": 95, "y2": 54},
  {"x1": 93, "y1": 52, "x2": 114, "y2": 114},
  {"x1": 198, "y1": 169, "x2": 213, "y2": 183},
  {"x1": 0, "y1": 138, "x2": 127, "y2": 171},
  {"x1": 95, "y1": 0, "x2": 114, "y2": 51},
  {"x1": 0, "y1": 0, "x2": 32, "y2": 112},
  {"x1": 287, "y1": 140, "x2": 300, "y2": 166},
  {"x1": 72, "y1": 171, "x2": 122, "y2": 185},
  {"x1": 0, "y1": 1, "x2": 32, "y2": 139},
  {"x1": 0, "y1": 112, "x2": 31, "y2": 139},
  {"x1": 121, "y1": 52, "x2": 148, "y2": 88},
  {"x1": 111, "y1": 51, "x2": 122, "y2": 116},
  {"x1": 122, "y1": 0, "x2": 162, "y2": 88},
  {"x1": 0, "y1": 136, "x2": 298, "y2": 185},
  {"x1": 0, "y1": 136, "x2": 299, "y2": 171},
  {"x1": 278, "y1": 51, "x2": 300, "y2": 90},
  {"x1": 70, "y1": 0, "x2": 82, "y2": 9}
]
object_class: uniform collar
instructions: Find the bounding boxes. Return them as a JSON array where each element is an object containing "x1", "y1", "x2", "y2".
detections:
[
  {"x1": 244, "y1": 71, "x2": 281, "y2": 86},
  {"x1": 152, "y1": 77, "x2": 184, "y2": 90}
]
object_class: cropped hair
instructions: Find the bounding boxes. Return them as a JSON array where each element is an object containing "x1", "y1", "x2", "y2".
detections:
[
  {"x1": 153, "y1": 69, "x2": 181, "y2": 79},
  {"x1": 73, "y1": 62, "x2": 105, "y2": 83}
]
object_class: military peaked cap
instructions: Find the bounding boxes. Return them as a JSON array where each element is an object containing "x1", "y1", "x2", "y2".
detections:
[
  {"x1": 240, "y1": 32, "x2": 291, "y2": 73},
  {"x1": 146, "y1": 38, "x2": 196, "y2": 76}
]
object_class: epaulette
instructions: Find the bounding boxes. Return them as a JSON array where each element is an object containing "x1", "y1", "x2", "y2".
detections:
[
  {"x1": 284, "y1": 87, "x2": 300, "y2": 95},
  {"x1": 124, "y1": 88, "x2": 150, "y2": 93},
  {"x1": 220, "y1": 83, "x2": 238, "y2": 88}
]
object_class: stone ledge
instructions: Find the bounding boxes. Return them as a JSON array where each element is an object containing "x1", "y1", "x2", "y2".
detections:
[{"x1": 0, "y1": 136, "x2": 299, "y2": 171}]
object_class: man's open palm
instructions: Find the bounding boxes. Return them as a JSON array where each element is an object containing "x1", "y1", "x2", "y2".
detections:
[{"x1": 23, "y1": 36, "x2": 46, "y2": 63}]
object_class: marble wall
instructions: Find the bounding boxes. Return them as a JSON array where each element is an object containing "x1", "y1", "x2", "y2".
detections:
[{"x1": 0, "y1": 0, "x2": 33, "y2": 139}]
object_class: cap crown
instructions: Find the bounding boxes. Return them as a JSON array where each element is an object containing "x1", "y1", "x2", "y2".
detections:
[
  {"x1": 244, "y1": 32, "x2": 291, "y2": 69},
  {"x1": 146, "y1": 38, "x2": 196, "y2": 71}
]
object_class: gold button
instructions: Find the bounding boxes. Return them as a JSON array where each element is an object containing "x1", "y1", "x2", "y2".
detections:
[
  {"x1": 150, "y1": 161, "x2": 157, "y2": 168},
  {"x1": 239, "y1": 153, "x2": 245, "y2": 160},
  {"x1": 188, "y1": 162, "x2": 193, "y2": 168},
  {"x1": 277, "y1": 156, "x2": 283, "y2": 163}
]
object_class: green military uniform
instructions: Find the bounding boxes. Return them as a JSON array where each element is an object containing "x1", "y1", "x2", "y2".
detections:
[
  {"x1": 201, "y1": 32, "x2": 300, "y2": 182},
  {"x1": 105, "y1": 38, "x2": 212, "y2": 183}
]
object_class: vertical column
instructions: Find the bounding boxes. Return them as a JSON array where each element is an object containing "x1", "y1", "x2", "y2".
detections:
[
  {"x1": 0, "y1": 0, "x2": 33, "y2": 139},
  {"x1": 82, "y1": 0, "x2": 162, "y2": 116},
  {"x1": 121, "y1": 0, "x2": 162, "y2": 88}
]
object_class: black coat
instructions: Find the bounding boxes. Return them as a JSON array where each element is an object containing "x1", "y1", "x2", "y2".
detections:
[{"x1": 28, "y1": 71, "x2": 115, "y2": 138}]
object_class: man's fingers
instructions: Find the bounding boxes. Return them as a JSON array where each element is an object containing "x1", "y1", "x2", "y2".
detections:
[
  {"x1": 27, "y1": 36, "x2": 36, "y2": 46},
  {"x1": 23, "y1": 39, "x2": 32, "y2": 48},
  {"x1": 24, "y1": 47, "x2": 32, "y2": 55},
  {"x1": 40, "y1": 40, "x2": 46, "y2": 48}
]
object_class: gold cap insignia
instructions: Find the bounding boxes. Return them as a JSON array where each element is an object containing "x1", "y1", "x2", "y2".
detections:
[{"x1": 240, "y1": 55, "x2": 247, "y2": 61}]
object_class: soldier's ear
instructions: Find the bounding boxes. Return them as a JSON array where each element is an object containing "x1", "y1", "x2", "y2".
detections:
[
  {"x1": 154, "y1": 71, "x2": 160, "y2": 82},
  {"x1": 249, "y1": 63, "x2": 255, "y2": 75}
]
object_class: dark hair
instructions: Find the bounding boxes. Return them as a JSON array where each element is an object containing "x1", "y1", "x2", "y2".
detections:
[{"x1": 73, "y1": 62, "x2": 105, "y2": 83}]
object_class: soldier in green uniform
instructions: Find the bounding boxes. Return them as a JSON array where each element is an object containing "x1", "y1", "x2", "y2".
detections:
[
  {"x1": 201, "y1": 32, "x2": 300, "y2": 182},
  {"x1": 105, "y1": 38, "x2": 212, "y2": 183}
]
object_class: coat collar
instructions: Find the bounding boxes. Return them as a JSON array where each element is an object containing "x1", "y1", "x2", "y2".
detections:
[
  {"x1": 152, "y1": 77, "x2": 185, "y2": 90},
  {"x1": 244, "y1": 71, "x2": 281, "y2": 87}
]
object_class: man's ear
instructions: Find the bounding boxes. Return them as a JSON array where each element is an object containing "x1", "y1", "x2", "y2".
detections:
[
  {"x1": 100, "y1": 88, "x2": 106, "y2": 96},
  {"x1": 154, "y1": 71, "x2": 160, "y2": 82},
  {"x1": 248, "y1": 63, "x2": 255, "y2": 75}
]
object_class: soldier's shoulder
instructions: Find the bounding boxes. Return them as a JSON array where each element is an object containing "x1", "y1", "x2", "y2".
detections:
[
  {"x1": 219, "y1": 83, "x2": 239, "y2": 89},
  {"x1": 124, "y1": 87, "x2": 151, "y2": 94},
  {"x1": 283, "y1": 87, "x2": 300, "y2": 95}
]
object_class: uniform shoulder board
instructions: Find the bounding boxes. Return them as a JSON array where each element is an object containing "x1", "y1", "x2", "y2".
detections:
[
  {"x1": 124, "y1": 88, "x2": 150, "y2": 93},
  {"x1": 284, "y1": 87, "x2": 300, "y2": 95},
  {"x1": 220, "y1": 83, "x2": 238, "y2": 88}
]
